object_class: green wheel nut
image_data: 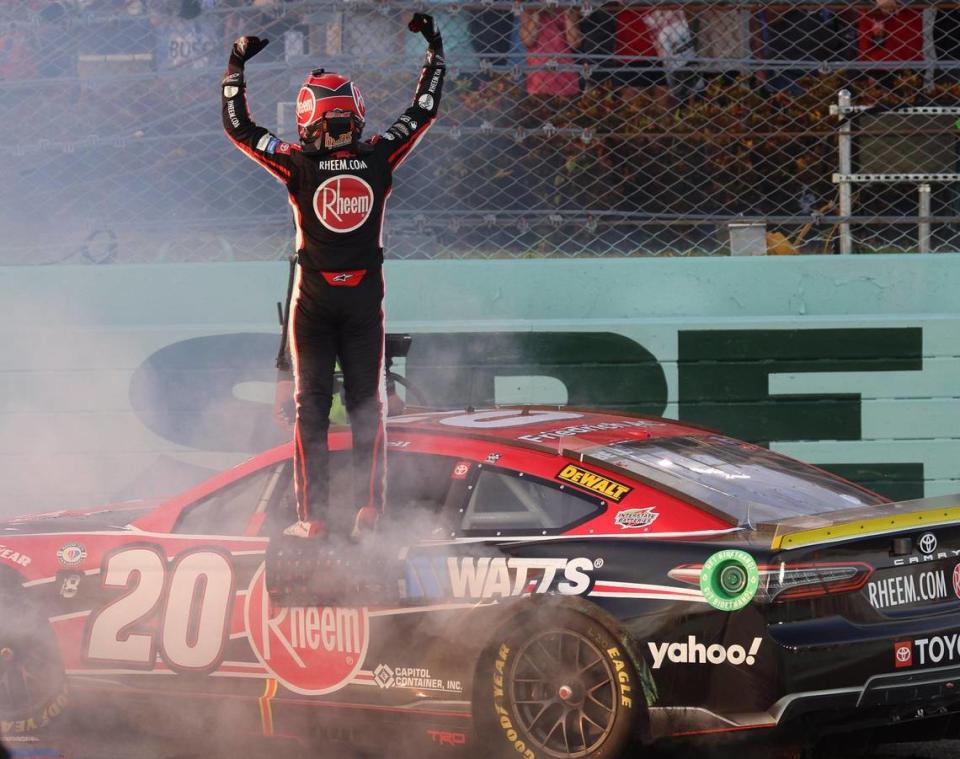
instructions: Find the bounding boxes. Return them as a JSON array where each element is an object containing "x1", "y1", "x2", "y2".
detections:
[{"x1": 700, "y1": 549, "x2": 760, "y2": 612}]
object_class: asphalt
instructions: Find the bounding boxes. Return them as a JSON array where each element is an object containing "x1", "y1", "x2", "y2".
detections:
[
  {"x1": 20, "y1": 734, "x2": 960, "y2": 759},
  {"x1": 658, "y1": 740, "x2": 960, "y2": 759},
  {"x1": 875, "y1": 745, "x2": 960, "y2": 758}
]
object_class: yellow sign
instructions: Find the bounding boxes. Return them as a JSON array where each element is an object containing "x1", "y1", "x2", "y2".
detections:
[{"x1": 557, "y1": 464, "x2": 633, "y2": 503}]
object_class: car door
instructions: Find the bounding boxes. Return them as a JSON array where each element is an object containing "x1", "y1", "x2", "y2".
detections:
[{"x1": 73, "y1": 460, "x2": 287, "y2": 730}]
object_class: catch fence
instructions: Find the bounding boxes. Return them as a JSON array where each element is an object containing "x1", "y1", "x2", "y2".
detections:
[{"x1": 3, "y1": 0, "x2": 960, "y2": 263}]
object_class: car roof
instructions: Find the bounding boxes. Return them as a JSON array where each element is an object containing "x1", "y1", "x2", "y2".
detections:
[
  {"x1": 133, "y1": 408, "x2": 717, "y2": 534},
  {"x1": 386, "y1": 406, "x2": 711, "y2": 454}
]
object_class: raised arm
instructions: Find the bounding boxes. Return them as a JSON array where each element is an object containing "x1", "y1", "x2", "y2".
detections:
[
  {"x1": 221, "y1": 36, "x2": 299, "y2": 184},
  {"x1": 374, "y1": 14, "x2": 445, "y2": 170}
]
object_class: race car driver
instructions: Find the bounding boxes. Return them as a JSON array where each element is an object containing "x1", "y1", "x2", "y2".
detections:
[{"x1": 221, "y1": 15, "x2": 444, "y2": 540}]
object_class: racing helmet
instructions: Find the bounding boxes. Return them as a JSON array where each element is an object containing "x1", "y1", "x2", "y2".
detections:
[{"x1": 296, "y1": 69, "x2": 366, "y2": 146}]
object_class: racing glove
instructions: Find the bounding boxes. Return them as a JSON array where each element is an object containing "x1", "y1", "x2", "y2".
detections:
[
  {"x1": 408, "y1": 13, "x2": 444, "y2": 63},
  {"x1": 225, "y1": 35, "x2": 269, "y2": 78}
]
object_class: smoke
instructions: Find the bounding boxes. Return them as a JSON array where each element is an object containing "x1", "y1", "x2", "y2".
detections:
[{"x1": 0, "y1": 278, "x2": 285, "y2": 517}]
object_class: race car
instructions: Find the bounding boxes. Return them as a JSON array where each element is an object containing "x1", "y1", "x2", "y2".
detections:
[{"x1": 3, "y1": 406, "x2": 960, "y2": 758}]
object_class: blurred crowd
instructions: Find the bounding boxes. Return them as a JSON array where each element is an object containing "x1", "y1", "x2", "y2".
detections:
[
  {"x1": 3, "y1": 1, "x2": 960, "y2": 94},
  {"x1": 3, "y1": 1, "x2": 960, "y2": 260}
]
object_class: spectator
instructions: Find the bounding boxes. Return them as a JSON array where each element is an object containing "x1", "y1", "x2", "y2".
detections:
[
  {"x1": 223, "y1": 0, "x2": 298, "y2": 63},
  {"x1": 694, "y1": 5, "x2": 751, "y2": 80},
  {"x1": 761, "y1": 7, "x2": 856, "y2": 93},
  {"x1": 339, "y1": 6, "x2": 404, "y2": 123},
  {"x1": 342, "y1": 5, "x2": 401, "y2": 67},
  {"x1": 403, "y1": 0, "x2": 476, "y2": 80},
  {"x1": 935, "y1": 4, "x2": 960, "y2": 81},
  {"x1": 77, "y1": 0, "x2": 153, "y2": 66},
  {"x1": 644, "y1": 8, "x2": 702, "y2": 102},
  {"x1": 614, "y1": 6, "x2": 669, "y2": 111},
  {"x1": 857, "y1": 0, "x2": 923, "y2": 63},
  {"x1": 579, "y1": 1, "x2": 618, "y2": 89},
  {"x1": 36, "y1": 1, "x2": 76, "y2": 78},
  {"x1": 0, "y1": 16, "x2": 38, "y2": 80},
  {"x1": 153, "y1": 0, "x2": 218, "y2": 70},
  {"x1": 469, "y1": 6, "x2": 516, "y2": 74},
  {"x1": 520, "y1": 7, "x2": 582, "y2": 97}
]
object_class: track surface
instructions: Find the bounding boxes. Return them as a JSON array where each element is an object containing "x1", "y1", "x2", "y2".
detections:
[
  {"x1": 56, "y1": 741, "x2": 960, "y2": 759},
  {"x1": 23, "y1": 733, "x2": 960, "y2": 759},
  {"x1": 876, "y1": 745, "x2": 960, "y2": 757}
]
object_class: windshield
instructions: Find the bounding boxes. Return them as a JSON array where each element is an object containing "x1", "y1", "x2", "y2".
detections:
[{"x1": 588, "y1": 435, "x2": 889, "y2": 524}]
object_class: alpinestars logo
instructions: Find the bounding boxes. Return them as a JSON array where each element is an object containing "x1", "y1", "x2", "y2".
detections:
[{"x1": 314, "y1": 175, "x2": 374, "y2": 233}]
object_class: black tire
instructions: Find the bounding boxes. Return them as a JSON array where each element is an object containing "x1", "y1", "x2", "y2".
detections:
[
  {"x1": 0, "y1": 585, "x2": 68, "y2": 735},
  {"x1": 474, "y1": 608, "x2": 644, "y2": 759}
]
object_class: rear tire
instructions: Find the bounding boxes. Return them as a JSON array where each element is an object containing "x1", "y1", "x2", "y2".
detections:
[
  {"x1": 0, "y1": 585, "x2": 67, "y2": 735},
  {"x1": 474, "y1": 609, "x2": 643, "y2": 759}
]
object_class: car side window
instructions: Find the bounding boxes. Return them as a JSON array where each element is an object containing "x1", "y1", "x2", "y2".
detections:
[
  {"x1": 461, "y1": 469, "x2": 601, "y2": 533},
  {"x1": 259, "y1": 451, "x2": 460, "y2": 537},
  {"x1": 260, "y1": 451, "x2": 354, "y2": 536},
  {"x1": 173, "y1": 464, "x2": 281, "y2": 536},
  {"x1": 387, "y1": 452, "x2": 460, "y2": 512}
]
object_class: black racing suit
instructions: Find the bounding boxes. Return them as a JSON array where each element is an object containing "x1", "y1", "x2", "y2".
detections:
[{"x1": 222, "y1": 52, "x2": 444, "y2": 528}]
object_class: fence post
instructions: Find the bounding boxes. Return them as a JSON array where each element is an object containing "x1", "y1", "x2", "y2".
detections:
[
  {"x1": 837, "y1": 89, "x2": 853, "y2": 255},
  {"x1": 918, "y1": 183, "x2": 932, "y2": 254}
]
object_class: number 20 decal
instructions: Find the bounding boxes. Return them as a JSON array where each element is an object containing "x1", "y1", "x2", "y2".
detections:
[{"x1": 85, "y1": 547, "x2": 236, "y2": 673}]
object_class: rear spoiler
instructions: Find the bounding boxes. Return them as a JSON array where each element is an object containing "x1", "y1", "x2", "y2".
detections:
[{"x1": 769, "y1": 494, "x2": 960, "y2": 550}]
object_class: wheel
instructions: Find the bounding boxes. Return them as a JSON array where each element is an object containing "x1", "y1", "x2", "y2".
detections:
[
  {"x1": 474, "y1": 609, "x2": 644, "y2": 759},
  {"x1": 0, "y1": 585, "x2": 68, "y2": 735}
]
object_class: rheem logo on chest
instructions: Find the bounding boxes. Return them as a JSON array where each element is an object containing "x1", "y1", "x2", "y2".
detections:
[{"x1": 313, "y1": 174, "x2": 374, "y2": 233}]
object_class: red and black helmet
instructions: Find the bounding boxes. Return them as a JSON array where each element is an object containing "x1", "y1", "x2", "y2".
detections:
[{"x1": 296, "y1": 69, "x2": 366, "y2": 144}]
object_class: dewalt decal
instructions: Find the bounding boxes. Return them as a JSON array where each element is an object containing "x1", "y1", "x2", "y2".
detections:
[{"x1": 557, "y1": 464, "x2": 633, "y2": 503}]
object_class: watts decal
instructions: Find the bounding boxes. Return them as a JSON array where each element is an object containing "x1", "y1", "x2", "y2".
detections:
[
  {"x1": 404, "y1": 556, "x2": 596, "y2": 600},
  {"x1": 557, "y1": 464, "x2": 632, "y2": 502},
  {"x1": 449, "y1": 557, "x2": 593, "y2": 599}
]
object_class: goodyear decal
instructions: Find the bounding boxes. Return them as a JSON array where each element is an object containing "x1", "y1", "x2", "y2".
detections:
[
  {"x1": 492, "y1": 643, "x2": 534, "y2": 759},
  {"x1": 557, "y1": 464, "x2": 632, "y2": 503}
]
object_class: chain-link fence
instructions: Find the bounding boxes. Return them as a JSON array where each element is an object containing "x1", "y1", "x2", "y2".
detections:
[{"x1": 4, "y1": 0, "x2": 960, "y2": 263}]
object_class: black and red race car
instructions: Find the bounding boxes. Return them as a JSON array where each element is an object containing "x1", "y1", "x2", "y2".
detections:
[{"x1": 4, "y1": 406, "x2": 960, "y2": 757}]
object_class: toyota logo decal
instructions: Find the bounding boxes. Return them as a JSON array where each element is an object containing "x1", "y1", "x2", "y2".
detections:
[{"x1": 918, "y1": 532, "x2": 938, "y2": 555}]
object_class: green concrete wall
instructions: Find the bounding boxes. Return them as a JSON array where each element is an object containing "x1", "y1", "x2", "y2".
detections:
[{"x1": 1, "y1": 255, "x2": 957, "y2": 511}]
